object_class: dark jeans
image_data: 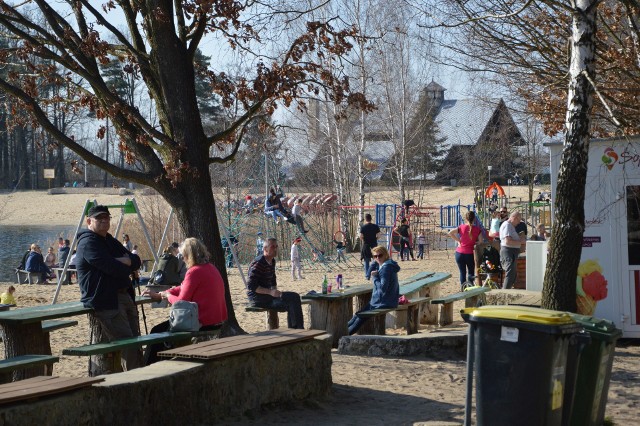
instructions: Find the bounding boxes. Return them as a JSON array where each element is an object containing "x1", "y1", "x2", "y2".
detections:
[
  {"x1": 455, "y1": 251, "x2": 475, "y2": 288},
  {"x1": 348, "y1": 304, "x2": 375, "y2": 335},
  {"x1": 255, "y1": 292, "x2": 304, "y2": 329},
  {"x1": 500, "y1": 246, "x2": 520, "y2": 289},
  {"x1": 400, "y1": 237, "x2": 414, "y2": 260},
  {"x1": 364, "y1": 257, "x2": 372, "y2": 280},
  {"x1": 144, "y1": 320, "x2": 222, "y2": 365},
  {"x1": 417, "y1": 244, "x2": 425, "y2": 259},
  {"x1": 295, "y1": 215, "x2": 307, "y2": 232}
]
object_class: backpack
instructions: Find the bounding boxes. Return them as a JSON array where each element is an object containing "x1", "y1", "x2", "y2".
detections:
[
  {"x1": 481, "y1": 246, "x2": 502, "y2": 273},
  {"x1": 151, "y1": 269, "x2": 166, "y2": 285}
]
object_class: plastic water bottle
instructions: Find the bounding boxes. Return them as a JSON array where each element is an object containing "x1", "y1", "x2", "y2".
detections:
[
  {"x1": 322, "y1": 275, "x2": 328, "y2": 294},
  {"x1": 336, "y1": 274, "x2": 343, "y2": 293}
]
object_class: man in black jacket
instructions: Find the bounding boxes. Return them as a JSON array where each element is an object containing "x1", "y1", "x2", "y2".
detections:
[{"x1": 76, "y1": 205, "x2": 143, "y2": 371}]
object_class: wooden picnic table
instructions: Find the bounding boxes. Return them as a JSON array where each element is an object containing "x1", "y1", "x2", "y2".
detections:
[
  {"x1": 398, "y1": 272, "x2": 451, "y2": 324},
  {"x1": 0, "y1": 296, "x2": 151, "y2": 381},
  {"x1": 302, "y1": 284, "x2": 373, "y2": 348}
]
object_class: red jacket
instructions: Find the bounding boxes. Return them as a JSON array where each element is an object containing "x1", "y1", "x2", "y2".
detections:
[{"x1": 166, "y1": 263, "x2": 227, "y2": 326}]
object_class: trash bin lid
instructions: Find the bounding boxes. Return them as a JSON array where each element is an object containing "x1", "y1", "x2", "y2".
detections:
[
  {"x1": 567, "y1": 313, "x2": 623, "y2": 341},
  {"x1": 462, "y1": 305, "x2": 575, "y2": 325}
]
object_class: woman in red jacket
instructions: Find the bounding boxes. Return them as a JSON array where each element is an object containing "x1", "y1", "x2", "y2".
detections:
[{"x1": 143, "y1": 237, "x2": 227, "y2": 364}]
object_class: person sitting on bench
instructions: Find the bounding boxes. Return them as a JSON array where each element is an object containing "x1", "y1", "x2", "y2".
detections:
[
  {"x1": 25, "y1": 244, "x2": 54, "y2": 282},
  {"x1": 347, "y1": 246, "x2": 399, "y2": 335},
  {"x1": 247, "y1": 238, "x2": 304, "y2": 329},
  {"x1": 143, "y1": 238, "x2": 228, "y2": 365}
]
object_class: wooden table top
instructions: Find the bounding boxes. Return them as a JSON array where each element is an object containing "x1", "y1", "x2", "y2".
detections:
[
  {"x1": 159, "y1": 329, "x2": 327, "y2": 360},
  {"x1": 399, "y1": 272, "x2": 451, "y2": 295},
  {"x1": 0, "y1": 296, "x2": 152, "y2": 325},
  {"x1": 301, "y1": 284, "x2": 372, "y2": 300}
]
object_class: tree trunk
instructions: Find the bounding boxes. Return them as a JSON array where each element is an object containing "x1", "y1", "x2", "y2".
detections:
[
  {"x1": 542, "y1": 0, "x2": 597, "y2": 312},
  {"x1": 156, "y1": 170, "x2": 242, "y2": 336}
]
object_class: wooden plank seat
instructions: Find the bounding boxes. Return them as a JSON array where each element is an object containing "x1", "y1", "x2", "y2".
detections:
[
  {"x1": 158, "y1": 329, "x2": 327, "y2": 360},
  {"x1": 0, "y1": 376, "x2": 104, "y2": 406},
  {"x1": 62, "y1": 331, "x2": 219, "y2": 357},
  {"x1": 0, "y1": 355, "x2": 59, "y2": 384},
  {"x1": 430, "y1": 286, "x2": 491, "y2": 326},
  {"x1": 245, "y1": 299, "x2": 311, "y2": 330},
  {"x1": 354, "y1": 297, "x2": 431, "y2": 335},
  {"x1": 41, "y1": 320, "x2": 78, "y2": 333},
  {"x1": 15, "y1": 270, "x2": 44, "y2": 285}
]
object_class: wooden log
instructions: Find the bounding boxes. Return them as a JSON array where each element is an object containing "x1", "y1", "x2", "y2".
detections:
[
  {"x1": 88, "y1": 313, "x2": 120, "y2": 376},
  {"x1": 354, "y1": 293, "x2": 377, "y2": 335},
  {"x1": 406, "y1": 304, "x2": 420, "y2": 335},
  {"x1": 310, "y1": 298, "x2": 352, "y2": 347},
  {"x1": 266, "y1": 310, "x2": 279, "y2": 330},
  {"x1": 419, "y1": 285, "x2": 440, "y2": 325},
  {"x1": 438, "y1": 303, "x2": 454, "y2": 326},
  {"x1": 1, "y1": 322, "x2": 51, "y2": 382}
]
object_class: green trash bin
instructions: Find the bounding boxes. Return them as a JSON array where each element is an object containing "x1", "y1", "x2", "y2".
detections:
[
  {"x1": 566, "y1": 314, "x2": 622, "y2": 426},
  {"x1": 461, "y1": 305, "x2": 583, "y2": 426}
]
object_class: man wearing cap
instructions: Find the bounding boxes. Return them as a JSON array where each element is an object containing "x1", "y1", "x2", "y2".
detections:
[
  {"x1": 247, "y1": 238, "x2": 304, "y2": 328},
  {"x1": 76, "y1": 205, "x2": 143, "y2": 370}
]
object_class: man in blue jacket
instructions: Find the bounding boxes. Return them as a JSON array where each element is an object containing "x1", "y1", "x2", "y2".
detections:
[{"x1": 76, "y1": 205, "x2": 142, "y2": 371}]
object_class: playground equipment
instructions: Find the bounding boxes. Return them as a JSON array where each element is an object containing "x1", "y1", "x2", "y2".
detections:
[{"x1": 51, "y1": 198, "x2": 158, "y2": 305}]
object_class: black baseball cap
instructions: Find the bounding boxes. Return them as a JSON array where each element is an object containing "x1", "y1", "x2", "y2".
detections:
[{"x1": 87, "y1": 205, "x2": 111, "y2": 218}]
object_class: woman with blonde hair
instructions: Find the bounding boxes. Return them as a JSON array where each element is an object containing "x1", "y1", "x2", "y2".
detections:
[
  {"x1": 347, "y1": 246, "x2": 400, "y2": 335},
  {"x1": 143, "y1": 238, "x2": 228, "y2": 364},
  {"x1": 448, "y1": 210, "x2": 484, "y2": 289}
]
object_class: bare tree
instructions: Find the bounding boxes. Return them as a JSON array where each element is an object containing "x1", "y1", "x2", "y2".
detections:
[{"x1": 0, "y1": 1, "x2": 370, "y2": 333}]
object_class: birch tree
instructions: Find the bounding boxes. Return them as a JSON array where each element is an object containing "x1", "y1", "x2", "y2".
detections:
[{"x1": 415, "y1": 0, "x2": 607, "y2": 310}]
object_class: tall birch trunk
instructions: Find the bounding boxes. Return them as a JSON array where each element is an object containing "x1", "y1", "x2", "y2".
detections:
[{"x1": 542, "y1": 0, "x2": 598, "y2": 311}]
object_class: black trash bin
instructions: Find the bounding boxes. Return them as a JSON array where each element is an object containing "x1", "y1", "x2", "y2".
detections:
[
  {"x1": 566, "y1": 314, "x2": 622, "y2": 426},
  {"x1": 462, "y1": 305, "x2": 583, "y2": 426}
]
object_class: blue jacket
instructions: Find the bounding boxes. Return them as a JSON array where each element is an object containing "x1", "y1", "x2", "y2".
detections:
[
  {"x1": 25, "y1": 251, "x2": 50, "y2": 273},
  {"x1": 369, "y1": 259, "x2": 400, "y2": 309},
  {"x1": 76, "y1": 229, "x2": 141, "y2": 310}
]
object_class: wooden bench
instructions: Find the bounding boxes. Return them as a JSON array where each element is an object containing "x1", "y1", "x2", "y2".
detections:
[
  {"x1": 42, "y1": 320, "x2": 78, "y2": 333},
  {"x1": 63, "y1": 330, "x2": 221, "y2": 374},
  {"x1": 245, "y1": 299, "x2": 312, "y2": 330},
  {"x1": 0, "y1": 355, "x2": 59, "y2": 384},
  {"x1": 52, "y1": 268, "x2": 77, "y2": 284},
  {"x1": 15, "y1": 270, "x2": 44, "y2": 284},
  {"x1": 430, "y1": 286, "x2": 491, "y2": 326},
  {"x1": 0, "y1": 375, "x2": 103, "y2": 405},
  {"x1": 395, "y1": 272, "x2": 451, "y2": 326},
  {"x1": 355, "y1": 297, "x2": 430, "y2": 335}
]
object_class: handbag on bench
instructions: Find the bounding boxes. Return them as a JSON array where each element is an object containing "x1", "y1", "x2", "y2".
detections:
[{"x1": 169, "y1": 300, "x2": 201, "y2": 332}]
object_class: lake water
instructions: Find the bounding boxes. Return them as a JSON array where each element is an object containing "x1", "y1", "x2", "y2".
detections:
[{"x1": 0, "y1": 225, "x2": 76, "y2": 282}]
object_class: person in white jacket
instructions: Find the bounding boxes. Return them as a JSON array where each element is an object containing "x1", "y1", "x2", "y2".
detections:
[{"x1": 290, "y1": 237, "x2": 304, "y2": 280}]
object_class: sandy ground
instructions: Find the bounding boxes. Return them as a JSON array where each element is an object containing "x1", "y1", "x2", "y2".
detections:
[{"x1": 0, "y1": 188, "x2": 638, "y2": 425}]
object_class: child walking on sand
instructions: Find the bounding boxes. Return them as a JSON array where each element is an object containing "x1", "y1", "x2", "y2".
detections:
[
  {"x1": 417, "y1": 230, "x2": 427, "y2": 259},
  {"x1": 290, "y1": 237, "x2": 304, "y2": 280}
]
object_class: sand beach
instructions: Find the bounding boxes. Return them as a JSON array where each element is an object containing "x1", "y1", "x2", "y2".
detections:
[{"x1": 0, "y1": 188, "x2": 638, "y2": 425}]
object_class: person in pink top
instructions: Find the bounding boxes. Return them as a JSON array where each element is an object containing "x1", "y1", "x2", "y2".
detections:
[
  {"x1": 448, "y1": 211, "x2": 484, "y2": 289},
  {"x1": 143, "y1": 237, "x2": 228, "y2": 364}
]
